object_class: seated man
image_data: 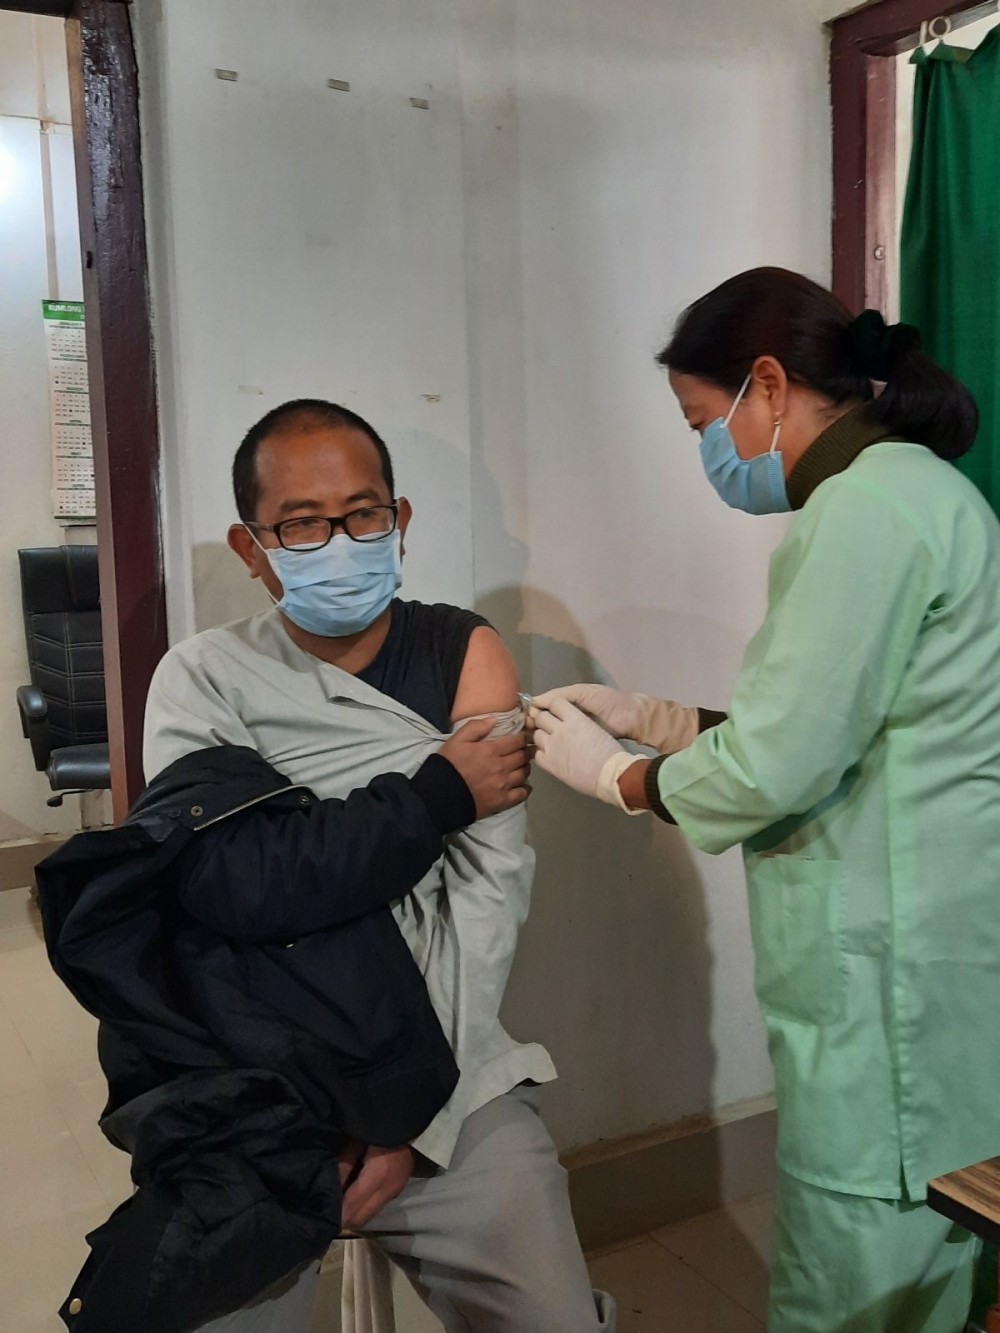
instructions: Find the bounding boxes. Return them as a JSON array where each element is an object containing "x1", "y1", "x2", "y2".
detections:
[{"x1": 143, "y1": 399, "x2": 615, "y2": 1332}]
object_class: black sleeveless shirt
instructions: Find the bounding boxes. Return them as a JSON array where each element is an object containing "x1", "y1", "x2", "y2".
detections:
[{"x1": 356, "y1": 600, "x2": 490, "y2": 732}]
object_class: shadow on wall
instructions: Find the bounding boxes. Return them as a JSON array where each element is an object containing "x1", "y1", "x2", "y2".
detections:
[
  {"x1": 476, "y1": 513, "x2": 717, "y2": 1211},
  {"x1": 192, "y1": 541, "x2": 271, "y2": 633},
  {"x1": 459, "y1": 35, "x2": 719, "y2": 1178}
]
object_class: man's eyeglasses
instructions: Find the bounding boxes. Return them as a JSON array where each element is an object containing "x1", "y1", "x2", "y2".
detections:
[{"x1": 247, "y1": 503, "x2": 398, "y2": 552}]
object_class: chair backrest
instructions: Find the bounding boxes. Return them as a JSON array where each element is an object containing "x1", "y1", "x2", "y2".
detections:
[{"x1": 19, "y1": 546, "x2": 107, "y2": 749}]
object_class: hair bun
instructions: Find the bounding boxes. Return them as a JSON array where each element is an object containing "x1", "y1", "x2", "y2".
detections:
[{"x1": 847, "y1": 309, "x2": 920, "y2": 381}]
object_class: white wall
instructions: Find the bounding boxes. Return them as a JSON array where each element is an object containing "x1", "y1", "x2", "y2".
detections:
[
  {"x1": 135, "y1": 0, "x2": 834, "y2": 1152},
  {"x1": 456, "y1": 1, "x2": 835, "y2": 1149},
  {"x1": 136, "y1": 0, "x2": 477, "y2": 637},
  {"x1": 0, "y1": 13, "x2": 91, "y2": 841}
]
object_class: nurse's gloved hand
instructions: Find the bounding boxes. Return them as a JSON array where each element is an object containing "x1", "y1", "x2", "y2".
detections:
[
  {"x1": 530, "y1": 697, "x2": 647, "y2": 814},
  {"x1": 532, "y1": 683, "x2": 700, "y2": 756}
]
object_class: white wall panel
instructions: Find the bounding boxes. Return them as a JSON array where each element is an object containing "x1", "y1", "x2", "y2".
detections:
[{"x1": 136, "y1": 0, "x2": 835, "y2": 1151}]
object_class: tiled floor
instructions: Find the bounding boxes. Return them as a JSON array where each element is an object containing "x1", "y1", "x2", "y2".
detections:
[{"x1": 0, "y1": 886, "x2": 773, "y2": 1331}]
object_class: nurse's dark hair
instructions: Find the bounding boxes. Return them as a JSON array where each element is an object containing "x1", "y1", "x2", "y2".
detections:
[
  {"x1": 657, "y1": 267, "x2": 977, "y2": 461},
  {"x1": 233, "y1": 399, "x2": 395, "y2": 522}
]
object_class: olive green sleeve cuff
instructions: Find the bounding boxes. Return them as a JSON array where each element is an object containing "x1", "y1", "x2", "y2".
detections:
[{"x1": 644, "y1": 754, "x2": 676, "y2": 825}]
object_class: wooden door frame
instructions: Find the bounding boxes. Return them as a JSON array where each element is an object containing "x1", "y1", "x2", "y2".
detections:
[
  {"x1": 830, "y1": 0, "x2": 996, "y2": 313},
  {"x1": 1, "y1": 0, "x2": 166, "y2": 819}
]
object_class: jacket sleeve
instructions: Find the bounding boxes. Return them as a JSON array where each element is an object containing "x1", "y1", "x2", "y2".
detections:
[
  {"x1": 145, "y1": 640, "x2": 475, "y2": 940},
  {"x1": 175, "y1": 755, "x2": 472, "y2": 941},
  {"x1": 653, "y1": 475, "x2": 940, "y2": 854}
]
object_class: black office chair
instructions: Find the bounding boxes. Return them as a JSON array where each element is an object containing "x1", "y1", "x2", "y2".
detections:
[{"x1": 16, "y1": 546, "x2": 111, "y2": 806}]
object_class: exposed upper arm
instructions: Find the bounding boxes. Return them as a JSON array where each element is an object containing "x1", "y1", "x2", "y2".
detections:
[{"x1": 449, "y1": 626, "x2": 519, "y2": 724}]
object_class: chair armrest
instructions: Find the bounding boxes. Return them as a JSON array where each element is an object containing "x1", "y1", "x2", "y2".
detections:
[
  {"x1": 16, "y1": 685, "x2": 51, "y2": 771},
  {"x1": 16, "y1": 685, "x2": 47, "y2": 723}
]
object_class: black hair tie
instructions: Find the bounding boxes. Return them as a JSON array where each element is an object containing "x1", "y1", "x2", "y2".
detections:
[{"x1": 847, "y1": 309, "x2": 921, "y2": 381}]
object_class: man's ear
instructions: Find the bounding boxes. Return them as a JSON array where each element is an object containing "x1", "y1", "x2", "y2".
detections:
[
  {"x1": 396, "y1": 497, "x2": 413, "y2": 558},
  {"x1": 228, "y1": 523, "x2": 261, "y2": 578}
]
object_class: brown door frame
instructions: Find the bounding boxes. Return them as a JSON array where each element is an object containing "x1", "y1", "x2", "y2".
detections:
[
  {"x1": 830, "y1": 0, "x2": 996, "y2": 313},
  {"x1": 2, "y1": 0, "x2": 167, "y2": 819}
]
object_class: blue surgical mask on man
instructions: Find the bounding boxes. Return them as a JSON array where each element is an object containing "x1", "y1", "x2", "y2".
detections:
[
  {"x1": 698, "y1": 374, "x2": 790, "y2": 515},
  {"x1": 248, "y1": 528, "x2": 402, "y2": 637}
]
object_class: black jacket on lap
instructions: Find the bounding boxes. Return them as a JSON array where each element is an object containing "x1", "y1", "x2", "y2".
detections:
[{"x1": 36, "y1": 744, "x2": 461, "y2": 1333}]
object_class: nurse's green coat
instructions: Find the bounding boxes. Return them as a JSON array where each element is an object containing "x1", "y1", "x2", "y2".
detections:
[{"x1": 656, "y1": 441, "x2": 1000, "y2": 1200}]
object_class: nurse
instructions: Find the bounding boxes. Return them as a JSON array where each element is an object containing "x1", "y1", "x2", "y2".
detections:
[{"x1": 530, "y1": 267, "x2": 1000, "y2": 1333}]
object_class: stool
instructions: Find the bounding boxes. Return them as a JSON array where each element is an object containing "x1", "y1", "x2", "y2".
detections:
[{"x1": 341, "y1": 1239, "x2": 396, "y2": 1333}]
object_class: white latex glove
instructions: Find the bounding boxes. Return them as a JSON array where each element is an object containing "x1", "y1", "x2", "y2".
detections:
[
  {"x1": 530, "y1": 696, "x2": 647, "y2": 814},
  {"x1": 532, "y1": 683, "x2": 699, "y2": 755}
]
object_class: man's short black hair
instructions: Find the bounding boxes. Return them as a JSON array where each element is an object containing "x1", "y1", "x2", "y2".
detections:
[{"x1": 233, "y1": 399, "x2": 395, "y2": 523}]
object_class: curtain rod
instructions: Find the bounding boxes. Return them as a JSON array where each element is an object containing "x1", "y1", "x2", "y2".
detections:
[{"x1": 918, "y1": 1, "x2": 999, "y2": 50}]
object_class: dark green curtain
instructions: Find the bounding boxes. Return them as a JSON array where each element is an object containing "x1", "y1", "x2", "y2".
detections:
[
  {"x1": 901, "y1": 32, "x2": 1000, "y2": 1326},
  {"x1": 899, "y1": 27, "x2": 1000, "y2": 514}
]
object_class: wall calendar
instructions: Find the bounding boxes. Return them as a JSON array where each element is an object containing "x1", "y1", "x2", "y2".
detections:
[{"x1": 42, "y1": 300, "x2": 95, "y2": 522}]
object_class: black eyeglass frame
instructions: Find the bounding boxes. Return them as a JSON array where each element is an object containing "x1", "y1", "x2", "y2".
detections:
[{"x1": 246, "y1": 502, "x2": 399, "y2": 552}]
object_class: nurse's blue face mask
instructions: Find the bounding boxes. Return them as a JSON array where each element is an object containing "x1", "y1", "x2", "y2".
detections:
[
  {"x1": 247, "y1": 523, "x2": 402, "y2": 638},
  {"x1": 698, "y1": 374, "x2": 791, "y2": 516}
]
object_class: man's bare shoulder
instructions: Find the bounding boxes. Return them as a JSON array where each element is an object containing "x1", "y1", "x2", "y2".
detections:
[{"x1": 450, "y1": 626, "x2": 519, "y2": 722}]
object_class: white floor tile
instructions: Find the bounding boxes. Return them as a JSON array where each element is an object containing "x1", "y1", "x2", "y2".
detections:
[
  {"x1": 0, "y1": 993, "x2": 44, "y2": 1096},
  {"x1": 0, "y1": 886, "x2": 39, "y2": 933},
  {"x1": 49, "y1": 1075, "x2": 134, "y2": 1207},
  {"x1": 588, "y1": 1237, "x2": 765, "y2": 1332},
  {"x1": 0, "y1": 930, "x2": 100, "y2": 1085},
  {"x1": 0, "y1": 1086, "x2": 105, "y2": 1232},
  {"x1": 586, "y1": 1232, "x2": 656, "y2": 1262},
  {"x1": 0, "y1": 1204, "x2": 107, "y2": 1333},
  {"x1": 0, "y1": 920, "x2": 45, "y2": 955},
  {"x1": 652, "y1": 1191, "x2": 774, "y2": 1322}
]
